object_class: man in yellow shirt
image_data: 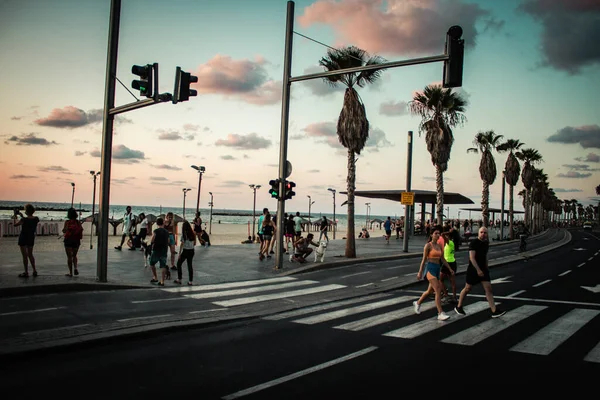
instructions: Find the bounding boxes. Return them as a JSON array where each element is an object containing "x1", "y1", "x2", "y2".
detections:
[{"x1": 440, "y1": 229, "x2": 458, "y2": 303}]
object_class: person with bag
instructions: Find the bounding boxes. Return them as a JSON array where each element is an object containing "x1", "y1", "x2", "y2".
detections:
[{"x1": 63, "y1": 207, "x2": 83, "y2": 277}]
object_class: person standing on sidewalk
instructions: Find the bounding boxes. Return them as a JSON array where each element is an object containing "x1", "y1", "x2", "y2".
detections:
[
  {"x1": 175, "y1": 221, "x2": 196, "y2": 286},
  {"x1": 413, "y1": 226, "x2": 454, "y2": 321},
  {"x1": 149, "y1": 217, "x2": 169, "y2": 286},
  {"x1": 62, "y1": 207, "x2": 83, "y2": 277},
  {"x1": 454, "y1": 227, "x2": 506, "y2": 318},
  {"x1": 115, "y1": 206, "x2": 133, "y2": 250},
  {"x1": 14, "y1": 203, "x2": 40, "y2": 278}
]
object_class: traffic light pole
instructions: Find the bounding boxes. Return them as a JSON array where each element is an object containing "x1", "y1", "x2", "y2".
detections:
[{"x1": 403, "y1": 131, "x2": 413, "y2": 253}]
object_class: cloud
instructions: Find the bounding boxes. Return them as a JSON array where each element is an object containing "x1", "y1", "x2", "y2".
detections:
[
  {"x1": 302, "y1": 121, "x2": 343, "y2": 149},
  {"x1": 218, "y1": 180, "x2": 246, "y2": 187},
  {"x1": 520, "y1": 0, "x2": 600, "y2": 73},
  {"x1": 220, "y1": 155, "x2": 236, "y2": 160},
  {"x1": 556, "y1": 171, "x2": 592, "y2": 178},
  {"x1": 157, "y1": 129, "x2": 195, "y2": 141},
  {"x1": 298, "y1": 65, "x2": 345, "y2": 97},
  {"x1": 308, "y1": 169, "x2": 320, "y2": 173},
  {"x1": 74, "y1": 151, "x2": 86, "y2": 156},
  {"x1": 90, "y1": 144, "x2": 145, "y2": 164},
  {"x1": 575, "y1": 152, "x2": 600, "y2": 163},
  {"x1": 193, "y1": 55, "x2": 281, "y2": 105},
  {"x1": 5, "y1": 133, "x2": 58, "y2": 146},
  {"x1": 547, "y1": 125, "x2": 600, "y2": 148},
  {"x1": 553, "y1": 188, "x2": 583, "y2": 193},
  {"x1": 151, "y1": 164, "x2": 182, "y2": 171},
  {"x1": 34, "y1": 107, "x2": 131, "y2": 128},
  {"x1": 379, "y1": 100, "x2": 408, "y2": 116},
  {"x1": 364, "y1": 127, "x2": 392, "y2": 151},
  {"x1": 215, "y1": 132, "x2": 272, "y2": 150},
  {"x1": 182, "y1": 124, "x2": 209, "y2": 132},
  {"x1": 297, "y1": 0, "x2": 492, "y2": 56},
  {"x1": 10, "y1": 175, "x2": 37, "y2": 179},
  {"x1": 38, "y1": 165, "x2": 71, "y2": 174},
  {"x1": 148, "y1": 177, "x2": 188, "y2": 186},
  {"x1": 561, "y1": 164, "x2": 600, "y2": 171}
]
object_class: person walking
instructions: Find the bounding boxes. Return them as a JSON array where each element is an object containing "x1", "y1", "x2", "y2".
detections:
[
  {"x1": 440, "y1": 230, "x2": 457, "y2": 303},
  {"x1": 62, "y1": 207, "x2": 83, "y2": 277},
  {"x1": 259, "y1": 213, "x2": 275, "y2": 261},
  {"x1": 13, "y1": 203, "x2": 40, "y2": 278},
  {"x1": 454, "y1": 226, "x2": 506, "y2": 318},
  {"x1": 164, "y1": 212, "x2": 177, "y2": 271},
  {"x1": 115, "y1": 206, "x2": 133, "y2": 250},
  {"x1": 319, "y1": 216, "x2": 329, "y2": 243},
  {"x1": 413, "y1": 226, "x2": 454, "y2": 321},
  {"x1": 175, "y1": 221, "x2": 196, "y2": 286},
  {"x1": 149, "y1": 217, "x2": 170, "y2": 286}
]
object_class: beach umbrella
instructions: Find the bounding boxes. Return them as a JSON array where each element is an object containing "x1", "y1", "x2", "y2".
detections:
[
  {"x1": 144, "y1": 213, "x2": 159, "y2": 223},
  {"x1": 159, "y1": 213, "x2": 184, "y2": 223}
]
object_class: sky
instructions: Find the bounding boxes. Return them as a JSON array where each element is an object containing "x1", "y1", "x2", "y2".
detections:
[{"x1": 1, "y1": 0, "x2": 599, "y2": 220}]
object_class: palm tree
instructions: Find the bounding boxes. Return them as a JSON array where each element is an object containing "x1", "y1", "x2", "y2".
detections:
[
  {"x1": 409, "y1": 84, "x2": 468, "y2": 225},
  {"x1": 467, "y1": 130, "x2": 504, "y2": 227},
  {"x1": 531, "y1": 168, "x2": 548, "y2": 232},
  {"x1": 516, "y1": 148, "x2": 542, "y2": 229},
  {"x1": 497, "y1": 139, "x2": 524, "y2": 239},
  {"x1": 319, "y1": 46, "x2": 385, "y2": 258}
]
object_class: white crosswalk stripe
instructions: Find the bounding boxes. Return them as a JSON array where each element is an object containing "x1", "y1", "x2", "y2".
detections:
[
  {"x1": 334, "y1": 301, "x2": 437, "y2": 332},
  {"x1": 213, "y1": 284, "x2": 346, "y2": 307},
  {"x1": 183, "y1": 280, "x2": 318, "y2": 299},
  {"x1": 161, "y1": 277, "x2": 297, "y2": 293},
  {"x1": 584, "y1": 341, "x2": 600, "y2": 363}
]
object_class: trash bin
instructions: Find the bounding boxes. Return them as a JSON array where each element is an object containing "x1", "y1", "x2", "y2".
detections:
[{"x1": 519, "y1": 234, "x2": 527, "y2": 252}]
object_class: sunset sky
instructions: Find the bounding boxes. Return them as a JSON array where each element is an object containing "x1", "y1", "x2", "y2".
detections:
[{"x1": 1, "y1": 0, "x2": 599, "y2": 219}]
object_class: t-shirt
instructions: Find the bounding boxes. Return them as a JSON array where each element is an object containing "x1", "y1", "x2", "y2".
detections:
[
  {"x1": 257, "y1": 215, "x2": 265, "y2": 234},
  {"x1": 293, "y1": 216, "x2": 302, "y2": 232},
  {"x1": 444, "y1": 240, "x2": 455, "y2": 262},
  {"x1": 64, "y1": 219, "x2": 83, "y2": 240},
  {"x1": 468, "y1": 238, "x2": 488, "y2": 270},
  {"x1": 139, "y1": 218, "x2": 148, "y2": 230},
  {"x1": 152, "y1": 227, "x2": 169, "y2": 254},
  {"x1": 122, "y1": 212, "x2": 133, "y2": 234}
]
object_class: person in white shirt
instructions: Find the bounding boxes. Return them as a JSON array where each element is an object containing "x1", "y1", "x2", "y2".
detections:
[
  {"x1": 174, "y1": 221, "x2": 197, "y2": 285},
  {"x1": 115, "y1": 206, "x2": 133, "y2": 250}
]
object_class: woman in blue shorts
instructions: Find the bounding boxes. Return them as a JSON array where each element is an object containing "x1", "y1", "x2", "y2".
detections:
[{"x1": 413, "y1": 226, "x2": 454, "y2": 321}]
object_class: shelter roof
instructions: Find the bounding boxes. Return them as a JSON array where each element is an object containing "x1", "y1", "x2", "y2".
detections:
[
  {"x1": 459, "y1": 207, "x2": 524, "y2": 214},
  {"x1": 347, "y1": 190, "x2": 474, "y2": 205}
]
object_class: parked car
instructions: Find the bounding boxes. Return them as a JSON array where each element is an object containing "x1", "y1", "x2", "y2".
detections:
[{"x1": 583, "y1": 222, "x2": 592, "y2": 231}]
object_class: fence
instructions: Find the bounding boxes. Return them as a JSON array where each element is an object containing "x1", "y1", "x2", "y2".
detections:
[{"x1": 0, "y1": 220, "x2": 61, "y2": 238}]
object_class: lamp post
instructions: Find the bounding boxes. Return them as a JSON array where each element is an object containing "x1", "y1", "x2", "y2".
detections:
[
  {"x1": 307, "y1": 195, "x2": 315, "y2": 231},
  {"x1": 249, "y1": 184, "x2": 261, "y2": 242},
  {"x1": 327, "y1": 188, "x2": 336, "y2": 239},
  {"x1": 89, "y1": 171, "x2": 100, "y2": 249},
  {"x1": 208, "y1": 191, "x2": 214, "y2": 234},
  {"x1": 182, "y1": 188, "x2": 192, "y2": 220},
  {"x1": 365, "y1": 202, "x2": 371, "y2": 229},
  {"x1": 70, "y1": 182, "x2": 75, "y2": 208},
  {"x1": 191, "y1": 165, "x2": 205, "y2": 216}
]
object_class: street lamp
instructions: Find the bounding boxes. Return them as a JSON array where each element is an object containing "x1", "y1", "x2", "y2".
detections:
[
  {"x1": 365, "y1": 202, "x2": 371, "y2": 229},
  {"x1": 191, "y1": 165, "x2": 205, "y2": 216},
  {"x1": 208, "y1": 191, "x2": 214, "y2": 234},
  {"x1": 89, "y1": 171, "x2": 100, "y2": 249},
  {"x1": 182, "y1": 188, "x2": 192, "y2": 220},
  {"x1": 307, "y1": 195, "x2": 315, "y2": 231},
  {"x1": 70, "y1": 182, "x2": 75, "y2": 208},
  {"x1": 328, "y1": 188, "x2": 336, "y2": 239},
  {"x1": 249, "y1": 184, "x2": 261, "y2": 242}
]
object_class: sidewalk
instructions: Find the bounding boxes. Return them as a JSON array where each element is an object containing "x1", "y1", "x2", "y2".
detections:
[{"x1": 0, "y1": 229, "x2": 565, "y2": 297}]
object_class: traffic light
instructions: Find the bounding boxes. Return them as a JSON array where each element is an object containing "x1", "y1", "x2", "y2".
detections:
[
  {"x1": 131, "y1": 64, "x2": 155, "y2": 98},
  {"x1": 269, "y1": 179, "x2": 280, "y2": 199},
  {"x1": 173, "y1": 66, "x2": 198, "y2": 104},
  {"x1": 284, "y1": 180, "x2": 296, "y2": 200},
  {"x1": 442, "y1": 25, "x2": 464, "y2": 88}
]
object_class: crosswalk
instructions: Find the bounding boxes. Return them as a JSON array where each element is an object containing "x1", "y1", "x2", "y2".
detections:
[{"x1": 159, "y1": 276, "x2": 600, "y2": 363}]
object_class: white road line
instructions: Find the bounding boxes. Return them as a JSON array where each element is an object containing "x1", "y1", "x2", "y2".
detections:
[
  {"x1": 533, "y1": 279, "x2": 552, "y2": 288},
  {"x1": 558, "y1": 270, "x2": 572, "y2": 277},
  {"x1": 221, "y1": 346, "x2": 378, "y2": 400},
  {"x1": 263, "y1": 293, "x2": 391, "y2": 321},
  {"x1": 507, "y1": 290, "x2": 526, "y2": 298},
  {"x1": 387, "y1": 265, "x2": 407, "y2": 270},
  {"x1": 584, "y1": 340, "x2": 600, "y2": 363},
  {"x1": 356, "y1": 283, "x2": 374, "y2": 288},
  {"x1": 213, "y1": 284, "x2": 346, "y2": 307},
  {"x1": 0, "y1": 307, "x2": 65, "y2": 317},
  {"x1": 381, "y1": 277, "x2": 398, "y2": 282},
  {"x1": 132, "y1": 297, "x2": 189, "y2": 304},
  {"x1": 577, "y1": 263, "x2": 586, "y2": 268},
  {"x1": 588, "y1": 257, "x2": 594, "y2": 261},
  {"x1": 188, "y1": 308, "x2": 227, "y2": 314},
  {"x1": 441, "y1": 305, "x2": 547, "y2": 346},
  {"x1": 383, "y1": 302, "x2": 491, "y2": 339},
  {"x1": 21, "y1": 323, "x2": 91, "y2": 335},
  {"x1": 511, "y1": 308, "x2": 600, "y2": 355},
  {"x1": 160, "y1": 276, "x2": 297, "y2": 292},
  {"x1": 403, "y1": 272, "x2": 415, "y2": 276},
  {"x1": 340, "y1": 271, "x2": 372, "y2": 279},
  {"x1": 292, "y1": 296, "x2": 414, "y2": 325},
  {"x1": 117, "y1": 314, "x2": 172, "y2": 322},
  {"x1": 334, "y1": 302, "x2": 437, "y2": 331},
  {"x1": 184, "y1": 280, "x2": 318, "y2": 299}
]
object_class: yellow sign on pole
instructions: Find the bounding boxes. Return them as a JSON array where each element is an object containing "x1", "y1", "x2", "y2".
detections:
[{"x1": 401, "y1": 191, "x2": 414, "y2": 206}]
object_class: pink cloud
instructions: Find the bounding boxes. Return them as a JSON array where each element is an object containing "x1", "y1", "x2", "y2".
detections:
[
  {"x1": 35, "y1": 106, "x2": 87, "y2": 128},
  {"x1": 193, "y1": 55, "x2": 281, "y2": 105},
  {"x1": 297, "y1": 0, "x2": 490, "y2": 55}
]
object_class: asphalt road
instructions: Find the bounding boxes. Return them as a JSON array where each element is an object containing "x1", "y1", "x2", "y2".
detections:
[{"x1": 1, "y1": 229, "x2": 598, "y2": 398}]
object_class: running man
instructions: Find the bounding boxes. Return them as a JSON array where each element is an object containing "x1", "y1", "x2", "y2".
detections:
[{"x1": 454, "y1": 227, "x2": 506, "y2": 318}]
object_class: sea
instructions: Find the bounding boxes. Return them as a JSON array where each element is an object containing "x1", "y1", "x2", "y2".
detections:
[{"x1": 0, "y1": 200, "x2": 391, "y2": 229}]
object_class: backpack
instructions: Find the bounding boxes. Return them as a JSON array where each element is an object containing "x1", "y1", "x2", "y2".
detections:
[{"x1": 64, "y1": 220, "x2": 83, "y2": 240}]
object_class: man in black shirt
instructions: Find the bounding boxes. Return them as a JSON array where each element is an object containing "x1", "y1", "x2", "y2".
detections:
[
  {"x1": 454, "y1": 227, "x2": 506, "y2": 318},
  {"x1": 149, "y1": 217, "x2": 169, "y2": 286}
]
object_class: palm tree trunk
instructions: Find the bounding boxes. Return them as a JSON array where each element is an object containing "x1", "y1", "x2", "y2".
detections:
[
  {"x1": 482, "y1": 183, "x2": 490, "y2": 227},
  {"x1": 436, "y1": 166, "x2": 444, "y2": 226},
  {"x1": 509, "y1": 184, "x2": 514, "y2": 240},
  {"x1": 345, "y1": 149, "x2": 356, "y2": 258}
]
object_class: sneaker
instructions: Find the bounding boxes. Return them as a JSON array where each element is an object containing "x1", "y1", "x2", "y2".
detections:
[
  {"x1": 187, "y1": 282, "x2": 193, "y2": 286},
  {"x1": 174, "y1": 279, "x2": 181, "y2": 284},
  {"x1": 150, "y1": 279, "x2": 158, "y2": 284},
  {"x1": 114, "y1": 246, "x2": 122, "y2": 250},
  {"x1": 491, "y1": 308, "x2": 506, "y2": 318},
  {"x1": 454, "y1": 306, "x2": 466, "y2": 316},
  {"x1": 157, "y1": 282, "x2": 164, "y2": 287},
  {"x1": 413, "y1": 301, "x2": 421, "y2": 314},
  {"x1": 437, "y1": 312, "x2": 450, "y2": 321}
]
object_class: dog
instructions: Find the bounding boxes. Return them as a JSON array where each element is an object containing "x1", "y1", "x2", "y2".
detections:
[
  {"x1": 141, "y1": 241, "x2": 153, "y2": 268},
  {"x1": 313, "y1": 241, "x2": 328, "y2": 263}
]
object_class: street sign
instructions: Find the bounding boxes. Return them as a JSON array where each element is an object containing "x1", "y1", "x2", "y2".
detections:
[{"x1": 401, "y1": 191, "x2": 414, "y2": 206}]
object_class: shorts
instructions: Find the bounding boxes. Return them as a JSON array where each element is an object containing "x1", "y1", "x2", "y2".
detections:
[
  {"x1": 150, "y1": 251, "x2": 168, "y2": 268},
  {"x1": 285, "y1": 233, "x2": 293, "y2": 238},
  {"x1": 465, "y1": 265, "x2": 491, "y2": 285},
  {"x1": 385, "y1": 230, "x2": 392, "y2": 236},
  {"x1": 138, "y1": 228, "x2": 148, "y2": 241},
  {"x1": 263, "y1": 234, "x2": 272, "y2": 241},
  {"x1": 442, "y1": 261, "x2": 457, "y2": 275},
  {"x1": 424, "y1": 261, "x2": 441, "y2": 280},
  {"x1": 64, "y1": 239, "x2": 81, "y2": 249},
  {"x1": 18, "y1": 234, "x2": 35, "y2": 247},
  {"x1": 168, "y1": 233, "x2": 175, "y2": 246}
]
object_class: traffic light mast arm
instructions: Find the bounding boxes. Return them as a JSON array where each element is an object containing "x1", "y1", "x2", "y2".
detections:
[{"x1": 109, "y1": 94, "x2": 172, "y2": 116}]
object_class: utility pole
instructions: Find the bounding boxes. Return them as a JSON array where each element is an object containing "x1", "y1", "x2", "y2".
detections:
[
  {"x1": 501, "y1": 170, "x2": 506, "y2": 240},
  {"x1": 403, "y1": 131, "x2": 413, "y2": 253}
]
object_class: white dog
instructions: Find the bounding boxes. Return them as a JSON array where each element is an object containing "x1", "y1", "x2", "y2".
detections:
[{"x1": 313, "y1": 241, "x2": 328, "y2": 263}]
